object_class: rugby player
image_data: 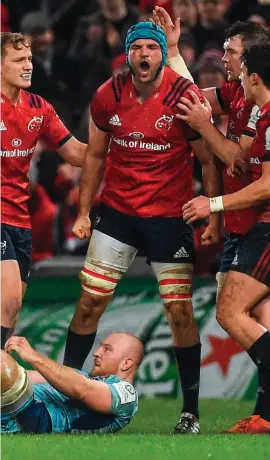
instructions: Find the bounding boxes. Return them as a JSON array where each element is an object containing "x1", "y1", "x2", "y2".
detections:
[
  {"x1": 154, "y1": 8, "x2": 270, "y2": 318},
  {"x1": 182, "y1": 43, "x2": 270, "y2": 434},
  {"x1": 1, "y1": 332, "x2": 142, "y2": 434},
  {"x1": 0, "y1": 32, "x2": 87, "y2": 348},
  {"x1": 63, "y1": 21, "x2": 222, "y2": 434}
]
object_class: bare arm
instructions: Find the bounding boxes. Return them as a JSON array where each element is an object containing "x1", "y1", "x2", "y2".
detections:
[
  {"x1": 27, "y1": 370, "x2": 48, "y2": 384},
  {"x1": 57, "y1": 137, "x2": 87, "y2": 167},
  {"x1": 6, "y1": 337, "x2": 112, "y2": 413},
  {"x1": 79, "y1": 119, "x2": 110, "y2": 217},
  {"x1": 190, "y1": 138, "x2": 223, "y2": 233},
  {"x1": 177, "y1": 91, "x2": 252, "y2": 168},
  {"x1": 223, "y1": 162, "x2": 270, "y2": 210}
]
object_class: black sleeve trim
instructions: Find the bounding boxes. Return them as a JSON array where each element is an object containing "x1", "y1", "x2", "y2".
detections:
[
  {"x1": 92, "y1": 117, "x2": 109, "y2": 132},
  {"x1": 262, "y1": 152, "x2": 270, "y2": 162},
  {"x1": 243, "y1": 130, "x2": 256, "y2": 138},
  {"x1": 215, "y1": 87, "x2": 225, "y2": 111},
  {"x1": 187, "y1": 132, "x2": 202, "y2": 142},
  {"x1": 58, "y1": 133, "x2": 72, "y2": 147}
]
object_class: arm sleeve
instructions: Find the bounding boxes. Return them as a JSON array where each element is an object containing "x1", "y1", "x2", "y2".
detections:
[
  {"x1": 243, "y1": 105, "x2": 260, "y2": 138},
  {"x1": 109, "y1": 381, "x2": 137, "y2": 415},
  {"x1": 90, "y1": 88, "x2": 110, "y2": 132},
  {"x1": 215, "y1": 82, "x2": 235, "y2": 115},
  {"x1": 167, "y1": 55, "x2": 194, "y2": 83},
  {"x1": 41, "y1": 103, "x2": 72, "y2": 149},
  {"x1": 263, "y1": 125, "x2": 270, "y2": 162}
]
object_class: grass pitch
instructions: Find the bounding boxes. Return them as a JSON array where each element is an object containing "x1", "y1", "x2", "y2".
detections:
[{"x1": 2, "y1": 399, "x2": 270, "y2": 460}]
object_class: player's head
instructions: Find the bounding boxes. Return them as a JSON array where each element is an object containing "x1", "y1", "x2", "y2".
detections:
[
  {"x1": 240, "y1": 42, "x2": 270, "y2": 103},
  {"x1": 1, "y1": 32, "x2": 32, "y2": 90},
  {"x1": 125, "y1": 21, "x2": 167, "y2": 84},
  {"x1": 223, "y1": 21, "x2": 270, "y2": 81},
  {"x1": 91, "y1": 332, "x2": 144, "y2": 380}
]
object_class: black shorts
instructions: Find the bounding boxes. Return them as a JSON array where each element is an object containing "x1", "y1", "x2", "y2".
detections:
[
  {"x1": 219, "y1": 232, "x2": 242, "y2": 273},
  {"x1": 230, "y1": 222, "x2": 270, "y2": 288},
  {"x1": 94, "y1": 204, "x2": 195, "y2": 264},
  {"x1": 1, "y1": 223, "x2": 32, "y2": 283}
]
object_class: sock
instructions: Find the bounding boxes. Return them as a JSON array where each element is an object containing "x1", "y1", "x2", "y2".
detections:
[
  {"x1": 63, "y1": 328, "x2": 97, "y2": 370},
  {"x1": 1, "y1": 326, "x2": 10, "y2": 349},
  {"x1": 173, "y1": 343, "x2": 201, "y2": 420},
  {"x1": 249, "y1": 331, "x2": 270, "y2": 421}
]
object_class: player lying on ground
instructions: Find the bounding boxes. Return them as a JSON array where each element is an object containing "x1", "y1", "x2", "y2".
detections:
[
  {"x1": 63, "y1": 20, "x2": 222, "y2": 434},
  {"x1": 1, "y1": 332, "x2": 143, "y2": 434},
  {"x1": 0, "y1": 32, "x2": 87, "y2": 349},
  {"x1": 182, "y1": 43, "x2": 270, "y2": 434}
]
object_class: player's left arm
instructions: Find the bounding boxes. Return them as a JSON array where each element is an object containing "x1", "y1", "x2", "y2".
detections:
[
  {"x1": 41, "y1": 102, "x2": 87, "y2": 167},
  {"x1": 5, "y1": 336, "x2": 112, "y2": 413}
]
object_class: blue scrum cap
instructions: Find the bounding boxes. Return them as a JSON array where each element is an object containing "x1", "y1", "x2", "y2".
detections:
[{"x1": 125, "y1": 21, "x2": 167, "y2": 68}]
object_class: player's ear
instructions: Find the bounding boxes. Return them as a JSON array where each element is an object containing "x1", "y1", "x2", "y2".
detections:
[{"x1": 121, "y1": 357, "x2": 134, "y2": 371}]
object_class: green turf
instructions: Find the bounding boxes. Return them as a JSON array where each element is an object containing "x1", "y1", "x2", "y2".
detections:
[{"x1": 2, "y1": 399, "x2": 270, "y2": 460}]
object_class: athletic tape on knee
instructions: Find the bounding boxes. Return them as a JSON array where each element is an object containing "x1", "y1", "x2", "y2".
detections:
[
  {"x1": 1, "y1": 364, "x2": 33, "y2": 414},
  {"x1": 153, "y1": 263, "x2": 193, "y2": 303},
  {"x1": 80, "y1": 261, "x2": 123, "y2": 296},
  {"x1": 216, "y1": 272, "x2": 226, "y2": 303}
]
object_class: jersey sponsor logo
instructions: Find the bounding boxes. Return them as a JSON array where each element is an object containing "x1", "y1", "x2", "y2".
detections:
[
  {"x1": 265, "y1": 126, "x2": 270, "y2": 151},
  {"x1": 1, "y1": 241, "x2": 7, "y2": 255},
  {"x1": 228, "y1": 120, "x2": 235, "y2": 130},
  {"x1": 0, "y1": 120, "x2": 7, "y2": 131},
  {"x1": 109, "y1": 114, "x2": 121, "y2": 126},
  {"x1": 112, "y1": 136, "x2": 171, "y2": 151},
  {"x1": 174, "y1": 247, "x2": 189, "y2": 258},
  {"x1": 11, "y1": 138, "x2": 22, "y2": 147},
  {"x1": 28, "y1": 116, "x2": 43, "y2": 132},
  {"x1": 155, "y1": 115, "x2": 174, "y2": 131},
  {"x1": 0, "y1": 146, "x2": 35, "y2": 157},
  {"x1": 250, "y1": 157, "x2": 260, "y2": 165},
  {"x1": 129, "y1": 132, "x2": 144, "y2": 140},
  {"x1": 247, "y1": 105, "x2": 260, "y2": 131},
  {"x1": 113, "y1": 381, "x2": 136, "y2": 404}
]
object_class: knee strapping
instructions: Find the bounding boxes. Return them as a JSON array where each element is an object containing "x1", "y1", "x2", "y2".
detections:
[
  {"x1": 216, "y1": 272, "x2": 227, "y2": 302},
  {"x1": 80, "y1": 261, "x2": 123, "y2": 296},
  {"x1": 152, "y1": 263, "x2": 193, "y2": 303},
  {"x1": 1, "y1": 364, "x2": 33, "y2": 414}
]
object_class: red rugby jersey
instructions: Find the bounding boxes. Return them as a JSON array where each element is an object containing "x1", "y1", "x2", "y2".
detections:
[
  {"x1": 1, "y1": 91, "x2": 71, "y2": 228},
  {"x1": 249, "y1": 101, "x2": 270, "y2": 223},
  {"x1": 216, "y1": 81, "x2": 258, "y2": 234},
  {"x1": 91, "y1": 67, "x2": 201, "y2": 218}
]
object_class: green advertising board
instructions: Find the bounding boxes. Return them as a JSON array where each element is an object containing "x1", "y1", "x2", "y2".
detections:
[{"x1": 18, "y1": 276, "x2": 257, "y2": 400}]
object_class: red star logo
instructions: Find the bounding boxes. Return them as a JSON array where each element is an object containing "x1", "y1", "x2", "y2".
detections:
[{"x1": 201, "y1": 335, "x2": 245, "y2": 376}]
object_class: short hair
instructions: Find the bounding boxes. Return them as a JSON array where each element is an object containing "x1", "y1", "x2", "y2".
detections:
[
  {"x1": 225, "y1": 21, "x2": 270, "y2": 49},
  {"x1": 241, "y1": 42, "x2": 270, "y2": 90},
  {"x1": 1, "y1": 32, "x2": 31, "y2": 58}
]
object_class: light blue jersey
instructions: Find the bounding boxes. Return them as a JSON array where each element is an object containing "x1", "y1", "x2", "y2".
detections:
[{"x1": 1, "y1": 372, "x2": 138, "y2": 434}]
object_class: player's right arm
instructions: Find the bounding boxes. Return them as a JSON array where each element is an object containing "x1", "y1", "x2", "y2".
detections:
[
  {"x1": 177, "y1": 90, "x2": 252, "y2": 172},
  {"x1": 72, "y1": 119, "x2": 110, "y2": 240}
]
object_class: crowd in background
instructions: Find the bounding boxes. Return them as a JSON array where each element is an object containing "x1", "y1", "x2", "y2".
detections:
[{"x1": 2, "y1": 0, "x2": 270, "y2": 272}]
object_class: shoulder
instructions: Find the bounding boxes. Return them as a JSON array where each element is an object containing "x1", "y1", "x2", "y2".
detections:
[
  {"x1": 163, "y1": 67, "x2": 197, "y2": 107},
  {"x1": 94, "y1": 71, "x2": 131, "y2": 105},
  {"x1": 22, "y1": 90, "x2": 52, "y2": 111},
  {"x1": 106, "y1": 376, "x2": 137, "y2": 403}
]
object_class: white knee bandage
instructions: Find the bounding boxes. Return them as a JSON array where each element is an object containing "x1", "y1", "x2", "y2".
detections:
[
  {"x1": 80, "y1": 230, "x2": 138, "y2": 296},
  {"x1": 1, "y1": 364, "x2": 33, "y2": 414},
  {"x1": 152, "y1": 262, "x2": 193, "y2": 303}
]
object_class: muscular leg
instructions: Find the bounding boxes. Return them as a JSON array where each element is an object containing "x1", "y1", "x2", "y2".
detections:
[
  {"x1": 217, "y1": 271, "x2": 270, "y2": 421},
  {"x1": 216, "y1": 271, "x2": 270, "y2": 332},
  {"x1": 152, "y1": 262, "x2": 201, "y2": 429},
  {"x1": 1, "y1": 260, "x2": 22, "y2": 348},
  {"x1": 63, "y1": 230, "x2": 137, "y2": 369}
]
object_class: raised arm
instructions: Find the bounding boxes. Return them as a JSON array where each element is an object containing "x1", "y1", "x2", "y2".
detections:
[{"x1": 72, "y1": 119, "x2": 110, "y2": 240}]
